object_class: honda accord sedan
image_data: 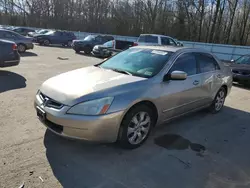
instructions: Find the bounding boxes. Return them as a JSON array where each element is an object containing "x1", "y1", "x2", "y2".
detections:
[{"x1": 35, "y1": 46, "x2": 232, "y2": 149}]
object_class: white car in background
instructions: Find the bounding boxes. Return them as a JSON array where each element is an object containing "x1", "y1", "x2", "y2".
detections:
[{"x1": 136, "y1": 34, "x2": 183, "y2": 47}]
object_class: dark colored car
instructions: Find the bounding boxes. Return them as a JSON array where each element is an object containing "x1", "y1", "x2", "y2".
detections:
[
  {"x1": 0, "y1": 29, "x2": 34, "y2": 53},
  {"x1": 34, "y1": 31, "x2": 76, "y2": 46},
  {"x1": 225, "y1": 55, "x2": 250, "y2": 86},
  {"x1": 72, "y1": 35, "x2": 114, "y2": 54},
  {"x1": 0, "y1": 40, "x2": 20, "y2": 67},
  {"x1": 12, "y1": 27, "x2": 35, "y2": 36},
  {"x1": 92, "y1": 40, "x2": 136, "y2": 58}
]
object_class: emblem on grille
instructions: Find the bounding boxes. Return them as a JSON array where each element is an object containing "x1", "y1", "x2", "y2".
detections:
[{"x1": 43, "y1": 97, "x2": 50, "y2": 106}]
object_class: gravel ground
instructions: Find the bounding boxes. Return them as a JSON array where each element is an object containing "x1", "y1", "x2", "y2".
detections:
[{"x1": 1, "y1": 45, "x2": 250, "y2": 188}]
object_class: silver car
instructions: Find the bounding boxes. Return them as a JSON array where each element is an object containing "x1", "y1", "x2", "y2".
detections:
[
  {"x1": 35, "y1": 46, "x2": 232, "y2": 149},
  {"x1": 0, "y1": 29, "x2": 34, "y2": 53}
]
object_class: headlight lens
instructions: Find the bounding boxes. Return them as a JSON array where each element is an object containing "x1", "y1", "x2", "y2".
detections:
[{"x1": 67, "y1": 97, "x2": 114, "y2": 115}]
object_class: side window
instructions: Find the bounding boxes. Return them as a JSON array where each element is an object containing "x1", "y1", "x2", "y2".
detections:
[
  {"x1": 169, "y1": 39, "x2": 177, "y2": 46},
  {"x1": 161, "y1": 37, "x2": 170, "y2": 45},
  {"x1": 0, "y1": 31, "x2": 4, "y2": 38},
  {"x1": 170, "y1": 53, "x2": 197, "y2": 76},
  {"x1": 3, "y1": 32, "x2": 16, "y2": 39},
  {"x1": 196, "y1": 53, "x2": 220, "y2": 73},
  {"x1": 95, "y1": 37, "x2": 102, "y2": 42},
  {"x1": 138, "y1": 35, "x2": 158, "y2": 43}
]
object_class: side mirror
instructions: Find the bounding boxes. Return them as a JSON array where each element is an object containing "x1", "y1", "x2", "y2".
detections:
[
  {"x1": 177, "y1": 42, "x2": 184, "y2": 47},
  {"x1": 231, "y1": 59, "x2": 235, "y2": 62},
  {"x1": 163, "y1": 71, "x2": 187, "y2": 81}
]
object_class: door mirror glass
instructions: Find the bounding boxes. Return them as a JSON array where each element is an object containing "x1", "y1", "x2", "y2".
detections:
[{"x1": 164, "y1": 71, "x2": 187, "y2": 81}]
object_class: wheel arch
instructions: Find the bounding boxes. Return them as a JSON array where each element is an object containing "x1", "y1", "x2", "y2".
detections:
[{"x1": 121, "y1": 100, "x2": 159, "y2": 127}]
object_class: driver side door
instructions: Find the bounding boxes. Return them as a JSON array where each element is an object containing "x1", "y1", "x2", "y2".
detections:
[{"x1": 160, "y1": 53, "x2": 205, "y2": 121}]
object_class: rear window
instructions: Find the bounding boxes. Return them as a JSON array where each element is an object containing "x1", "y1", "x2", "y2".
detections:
[{"x1": 138, "y1": 35, "x2": 158, "y2": 43}]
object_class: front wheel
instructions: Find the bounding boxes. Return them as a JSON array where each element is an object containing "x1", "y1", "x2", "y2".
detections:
[
  {"x1": 17, "y1": 44, "x2": 26, "y2": 53},
  {"x1": 209, "y1": 87, "x2": 226, "y2": 113},
  {"x1": 118, "y1": 105, "x2": 155, "y2": 149}
]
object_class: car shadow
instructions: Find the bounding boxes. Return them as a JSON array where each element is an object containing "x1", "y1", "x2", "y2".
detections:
[
  {"x1": 233, "y1": 83, "x2": 250, "y2": 90},
  {"x1": 44, "y1": 106, "x2": 250, "y2": 188},
  {"x1": 0, "y1": 70, "x2": 26, "y2": 93},
  {"x1": 20, "y1": 51, "x2": 38, "y2": 57}
]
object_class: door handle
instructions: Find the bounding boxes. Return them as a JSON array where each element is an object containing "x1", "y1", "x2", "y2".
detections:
[{"x1": 193, "y1": 80, "x2": 199, "y2": 85}]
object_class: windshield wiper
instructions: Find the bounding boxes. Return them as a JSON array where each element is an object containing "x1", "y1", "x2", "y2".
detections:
[{"x1": 110, "y1": 68, "x2": 132, "y2": 75}]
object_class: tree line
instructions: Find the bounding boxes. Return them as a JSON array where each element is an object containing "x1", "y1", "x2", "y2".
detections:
[{"x1": 0, "y1": 0, "x2": 250, "y2": 45}]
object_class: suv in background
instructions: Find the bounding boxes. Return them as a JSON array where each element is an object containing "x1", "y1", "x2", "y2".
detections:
[
  {"x1": 34, "y1": 31, "x2": 76, "y2": 46},
  {"x1": 72, "y1": 35, "x2": 114, "y2": 54},
  {"x1": 136, "y1": 34, "x2": 183, "y2": 46}
]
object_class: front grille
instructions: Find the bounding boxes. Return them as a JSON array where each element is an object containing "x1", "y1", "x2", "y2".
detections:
[{"x1": 39, "y1": 92, "x2": 64, "y2": 109}]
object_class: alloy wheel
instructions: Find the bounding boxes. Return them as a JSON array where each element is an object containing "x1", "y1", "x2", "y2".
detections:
[
  {"x1": 215, "y1": 90, "x2": 225, "y2": 111},
  {"x1": 127, "y1": 112, "x2": 151, "y2": 145}
]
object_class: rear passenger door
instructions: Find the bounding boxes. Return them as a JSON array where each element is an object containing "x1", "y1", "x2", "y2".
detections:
[{"x1": 194, "y1": 53, "x2": 222, "y2": 103}]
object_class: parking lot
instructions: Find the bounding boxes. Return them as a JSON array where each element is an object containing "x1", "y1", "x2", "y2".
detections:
[{"x1": 1, "y1": 45, "x2": 250, "y2": 188}]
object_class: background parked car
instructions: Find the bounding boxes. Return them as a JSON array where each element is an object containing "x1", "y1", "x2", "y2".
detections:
[
  {"x1": 92, "y1": 40, "x2": 136, "y2": 58},
  {"x1": 0, "y1": 29, "x2": 34, "y2": 53},
  {"x1": 0, "y1": 40, "x2": 20, "y2": 67},
  {"x1": 225, "y1": 54, "x2": 250, "y2": 86},
  {"x1": 72, "y1": 35, "x2": 114, "y2": 54},
  {"x1": 34, "y1": 31, "x2": 76, "y2": 46},
  {"x1": 28, "y1": 29, "x2": 51, "y2": 37},
  {"x1": 12, "y1": 27, "x2": 35, "y2": 36},
  {"x1": 136, "y1": 34, "x2": 180, "y2": 46}
]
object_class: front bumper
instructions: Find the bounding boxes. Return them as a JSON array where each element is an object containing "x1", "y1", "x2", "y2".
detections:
[
  {"x1": 0, "y1": 52, "x2": 20, "y2": 67},
  {"x1": 34, "y1": 93, "x2": 123, "y2": 143}
]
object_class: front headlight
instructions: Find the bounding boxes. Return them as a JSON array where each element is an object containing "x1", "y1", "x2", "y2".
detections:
[{"x1": 67, "y1": 97, "x2": 114, "y2": 115}]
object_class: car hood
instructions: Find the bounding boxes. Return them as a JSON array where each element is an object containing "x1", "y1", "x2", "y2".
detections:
[{"x1": 40, "y1": 66, "x2": 146, "y2": 106}]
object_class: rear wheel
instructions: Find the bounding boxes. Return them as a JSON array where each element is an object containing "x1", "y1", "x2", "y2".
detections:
[
  {"x1": 118, "y1": 105, "x2": 154, "y2": 149},
  {"x1": 67, "y1": 41, "x2": 72, "y2": 47},
  {"x1": 84, "y1": 46, "x2": 92, "y2": 54},
  {"x1": 209, "y1": 87, "x2": 226, "y2": 113},
  {"x1": 17, "y1": 44, "x2": 26, "y2": 53},
  {"x1": 43, "y1": 39, "x2": 50, "y2": 46}
]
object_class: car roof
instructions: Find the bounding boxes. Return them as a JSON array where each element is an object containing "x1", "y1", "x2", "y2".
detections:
[
  {"x1": 139, "y1": 34, "x2": 174, "y2": 38},
  {"x1": 132, "y1": 45, "x2": 210, "y2": 54}
]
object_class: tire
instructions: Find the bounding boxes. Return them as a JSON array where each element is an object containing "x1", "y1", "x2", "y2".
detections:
[
  {"x1": 17, "y1": 44, "x2": 26, "y2": 53},
  {"x1": 118, "y1": 104, "x2": 155, "y2": 149},
  {"x1": 67, "y1": 41, "x2": 72, "y2": 47},
  {"x1": 209, "y1": 87, "x2": 226, "y2": 113},
  {"x1": 84, "y1": 46, "x2": 92, "y2": 54},
  {"x1": 43, "y1": 39, "x2": 50, "y2": 46}
]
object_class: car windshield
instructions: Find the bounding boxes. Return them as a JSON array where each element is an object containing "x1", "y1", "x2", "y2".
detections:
[
  {"x1": 235, "y1": 55, "x2": 250, "y2": 65},
  {"x1": 44, "y1": 30, "x2": 55, "y2": 35},
  {"x1": 84, "y1": 35, "x2": 95, "y2": 41},
  {"x1": 103, "y1": 41, "x2": 113, "y2": 47},
  {"x1": 99, "y1": 48, "x2": 173, "y2": 78}
]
